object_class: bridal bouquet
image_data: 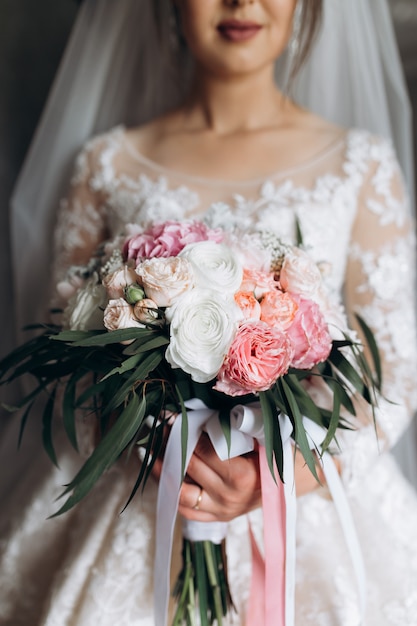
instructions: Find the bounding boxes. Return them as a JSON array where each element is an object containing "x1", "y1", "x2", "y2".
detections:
[{"x1": 0, "y1": 219, "x2": 381, "y2": 626}]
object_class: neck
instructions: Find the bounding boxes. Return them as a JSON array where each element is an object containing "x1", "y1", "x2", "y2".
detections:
[{"x1": 184, "y1": 64, "x2": 289, "y2": 135}]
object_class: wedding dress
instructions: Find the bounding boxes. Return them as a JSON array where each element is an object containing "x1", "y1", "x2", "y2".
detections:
[{"x1": 1, "y1": 124, "x2": 417, "y2": 626}]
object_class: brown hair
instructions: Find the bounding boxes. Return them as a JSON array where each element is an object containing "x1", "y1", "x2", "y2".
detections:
[{"x1": 290, "y1": 0, "x2": 324, "y2": 79}]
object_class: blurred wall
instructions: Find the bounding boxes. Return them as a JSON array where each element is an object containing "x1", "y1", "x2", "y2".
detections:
[{"x1": 0, "y1": 0, "x2": 77, "y2": 362}]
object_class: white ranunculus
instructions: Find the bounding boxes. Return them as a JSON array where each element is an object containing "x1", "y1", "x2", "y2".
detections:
[
  {"x1": 136, "y1": 257, "x2": 194, "y2": 307},
  {"x1": 179, "y1": 241, "x2": 243, "y2": 294},
  {"x1": 165, "y1": 288, "x2": 241, "y2": 383},
  {"x1": 64, "y1": 274, "x2": 107, "y2": 331}
]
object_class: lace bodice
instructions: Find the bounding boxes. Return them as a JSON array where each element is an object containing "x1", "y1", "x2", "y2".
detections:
[{"x1": 54, "y1": 125, "x2": 417, "y2": 487}]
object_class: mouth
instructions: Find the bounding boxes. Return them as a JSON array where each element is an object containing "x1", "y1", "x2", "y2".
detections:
[{"x1": 217, "y1": 19, "x2": 262, "y2": 42}]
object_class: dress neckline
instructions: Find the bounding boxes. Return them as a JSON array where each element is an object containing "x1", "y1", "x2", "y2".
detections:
[{"x1": 119, "y1": 125, "x2": 350, "y2": 188}]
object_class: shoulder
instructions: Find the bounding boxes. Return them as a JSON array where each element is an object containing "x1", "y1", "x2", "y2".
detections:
[{"x1": 68, "y1": 125, "x2": 127, "y2": 191}]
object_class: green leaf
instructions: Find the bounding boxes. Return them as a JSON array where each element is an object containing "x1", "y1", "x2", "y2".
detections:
[
  {"x1": 328, "y1": 348, "x2": 367, "y2": 397},
  {"x1": 320, "y1": 383, "x2": 341, "y2": 452},
  {"x1": 354, "y1": 313, "x2": 382, "y2": 389},
  {"x1": 218, "y1": 409, "x2": 231, "y2": 458},
  {"x1": 100, "y1": 353, "x2": 145, "y2": 382},
  {"x1": 195, "y1": 543, "x2": 209, "y2": 626},
  {"x1": 123, "y1": 334, "x2": 169, "y2": 355},
  {"x1": 62, "y1": 372, "x2": 85, "y2": 451},
  {"x1": 279, "y1": 378, "x2": 319, "y2": 481},
  {"x1": 52, "y1": 392, "x2": 147, "y2": 515},
  {"x1": 175, "y1": 385, "x2": 189, "y2": 480},
  {"x1": 259, "y1": 391, "x2": 282, "y2": 483},
  {"x1": 70, "y1": 327, "x2": 153, "y2": 347},
  {"x1": 51, "y1": 330, "x2": 104, "y2": 343},
  {"x1": 42, "y1": 387, "x2": 58, "y2": 467},
  {"x1": 104, "y1": 351, "x2": 163, "y2": 414},
  {"x1": 18, "y1": 400, "x2": 35, "y2": 448}
]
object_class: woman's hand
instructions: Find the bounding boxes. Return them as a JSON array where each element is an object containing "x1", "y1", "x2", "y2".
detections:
[{"x1": 151, "y1": 431, "x2": 342, "y2": 523}]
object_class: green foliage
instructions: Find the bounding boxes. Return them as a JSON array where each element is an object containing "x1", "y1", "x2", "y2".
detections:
[{"x1": 0, "y1": 314, "x2": 382, "y2": 517}]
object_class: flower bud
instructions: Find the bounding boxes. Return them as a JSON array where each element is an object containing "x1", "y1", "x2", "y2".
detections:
[
  {"x1": 133, "y1": 299, "x2": 164, "y2": 326},
  {"x1": 124, "y1": 283, "x2": 145, "y2": 305}
]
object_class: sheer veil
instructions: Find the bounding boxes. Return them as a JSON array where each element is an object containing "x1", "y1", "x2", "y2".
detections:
[{"x1": 9, "y1": 0, "x2": 417, "y2": 479}]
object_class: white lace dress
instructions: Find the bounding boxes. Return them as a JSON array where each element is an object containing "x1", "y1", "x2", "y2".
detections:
[{"x1": 1, "y1": 126, "x2": 417, "y2": 626}]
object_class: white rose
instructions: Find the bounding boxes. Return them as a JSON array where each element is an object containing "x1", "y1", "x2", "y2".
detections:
[
  {"x1": 63, "y1": 274, "x2": 107, "y2": 330},
  {"x1": 165, "y1": 288, "x2": 241, "y2": 383},
  {"x1": 280, "y1": 247, "x2": 322, "y2": 298},
  {"x1": 103, "y1": 266, "x2": 139, "y2": 299},
  {"x1": 135, "y1": 257, "x2": 194, "y2": 307},
  {"x1": 103, "y1": 298, "x2": 144, "y2": 332},
  {"x1": 179, "y1": 241, "x2": 243, "y2": 294},
  {"x1": 64, "y1": 275, "x2": 107, "y2": 331}
]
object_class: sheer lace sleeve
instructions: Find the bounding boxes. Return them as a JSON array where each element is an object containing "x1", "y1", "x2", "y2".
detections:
[
  {"x1": 53, "y1": 136, "x2": 110, "y2": 283},
  {"x1": 339, "y1": 137, "x2": 417, "y2": 488}
]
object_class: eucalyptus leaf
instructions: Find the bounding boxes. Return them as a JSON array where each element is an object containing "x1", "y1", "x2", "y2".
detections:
[
  {"x1": 52, "y1": 392, "x2": 147, "y2": 516},
  {"x1": 42, "y1": 387, "x2": 58, "y2": 467}
]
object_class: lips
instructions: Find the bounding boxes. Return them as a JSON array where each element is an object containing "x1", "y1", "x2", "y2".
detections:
[{"x1": 217, "y1": 19, "x2": 262, "y2": 42}]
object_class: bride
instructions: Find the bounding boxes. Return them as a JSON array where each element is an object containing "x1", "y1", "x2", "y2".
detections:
[{"x1": 1, "y1": 0, "x2": 417, "y2": 624}]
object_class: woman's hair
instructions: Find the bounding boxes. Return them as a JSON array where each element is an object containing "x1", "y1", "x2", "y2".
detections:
[{"x1": 291, "y1": 0, "x2": 324, "y2": 79}]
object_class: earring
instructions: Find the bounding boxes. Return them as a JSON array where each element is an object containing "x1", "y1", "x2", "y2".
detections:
[{"x1": 288, "y1": 0, "x2": 303, "y2": 61}]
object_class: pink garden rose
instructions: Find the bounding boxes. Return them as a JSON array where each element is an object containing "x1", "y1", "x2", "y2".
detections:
[
  {"x1": 286, "y1": 296, "x2": 332, "y2": 369},
  {"x1": 260, "y1": 290, "x2": 298, "y2": 330},
  {"x1": 214, "y1": 321, "x2": 294, "y2": 396},
  {"x1": 124, "y1": 220, "x2": 223, "y2": 264}
]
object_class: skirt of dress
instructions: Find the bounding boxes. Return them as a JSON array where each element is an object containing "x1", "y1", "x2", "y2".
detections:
[{"x1": 1, "y1": 416, "x2": 417, "y2": 626}]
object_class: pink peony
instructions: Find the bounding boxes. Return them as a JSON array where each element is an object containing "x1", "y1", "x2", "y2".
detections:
[
  {"x1": 260, "y1": 290, "x2": 298, "y2": 330},
  {"x1": 214, "y1": 321, "x2": 294, "y2": 396},
  {"x1": 123, "y1": 220, "x2": 223, "y2": 264},
  {"x1": 286, "y1": 296, "x2": 332, "y2": 370}
]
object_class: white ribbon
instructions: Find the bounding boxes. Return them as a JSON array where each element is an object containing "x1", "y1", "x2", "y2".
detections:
[
  {"x1": 303, "y1": 417, "x2": 367, "y2": 623},
  {"x1": 154, "y1": 399, "x2": 267, "y2": 626},
  {"x1": 153, "y1": 402, "x2": 366, "y2": 626}
]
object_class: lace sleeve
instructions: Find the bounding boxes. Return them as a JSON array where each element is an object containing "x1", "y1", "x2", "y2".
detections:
[
  {"x1": 338, "y1": 137, "x2": 417, "y2": 488},
  {"x1": 53, "y1": 137, "x2": 109, "y2": 283}
]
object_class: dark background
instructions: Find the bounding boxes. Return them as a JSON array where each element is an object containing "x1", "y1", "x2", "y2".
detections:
[{"x1": 1, "y1": 1, "x2": 417, "y2": 476}]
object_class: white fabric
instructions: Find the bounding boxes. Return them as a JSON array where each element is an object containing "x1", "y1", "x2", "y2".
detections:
[{"x1": 1, "y1": 124, "x2": 417, "y2": 625}]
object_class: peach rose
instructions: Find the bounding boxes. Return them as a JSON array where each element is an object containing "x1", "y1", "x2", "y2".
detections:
[
  {"x1": 240, "y1": 269, "x2": 279, "y2": 299},
  {"x1": 260, "y1": 290, "x2": 298, "y2": 330},
  {"x1": 234, "y1": 291, "x2": 261, "y2": 321},
  {"x1": 286, "y1": 296, "x2": 332, "y2": 369},
  {"x1": 280, "y1": 247, "x2": 322, "y2": 299},
  {"x1": 133, "y1": 298, "x2": 163, "y2": 326},
  {"x1": 135, "y1": 257, "x2": 194, "y2": 307},
  {"x1": 214, "y1": 321, "x2": 294, "y2": 396},
  {"x1": 103, "y1": 266, "x2": 139, "y2": 299},
  {"x1": 103, "y1": 298, "x2": 144, "y2": 333}
]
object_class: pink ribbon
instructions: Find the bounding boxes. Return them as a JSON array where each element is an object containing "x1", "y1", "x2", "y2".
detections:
[{"x1": 247, "y1": 446, "x2": 287, "y2": 626}]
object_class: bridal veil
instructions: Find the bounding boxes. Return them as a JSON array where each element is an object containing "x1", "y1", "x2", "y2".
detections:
[{"x1": 8, "y1": 0, "x2": 417, "y2": 479}]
